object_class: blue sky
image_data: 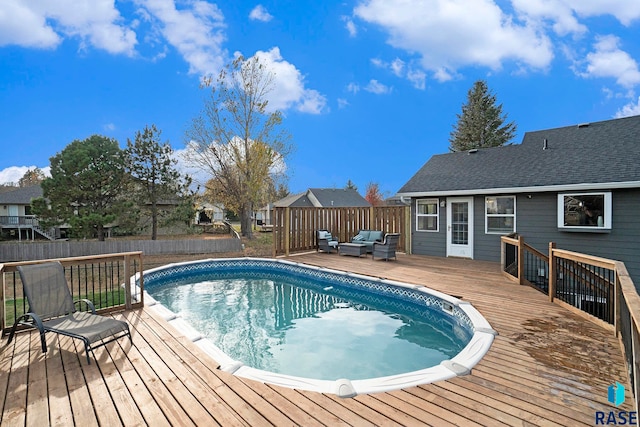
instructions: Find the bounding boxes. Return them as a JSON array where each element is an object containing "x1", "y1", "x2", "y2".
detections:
[{"x1": 1, "y1": 1, "x2": 640, "y2": 198}]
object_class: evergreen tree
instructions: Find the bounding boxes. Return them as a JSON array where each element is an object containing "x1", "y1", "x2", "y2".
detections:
[
  {"x1": 125, "y1": 124, "x2": 192, "y2": 240},
  {"x1": 449, "y1": 80, "x2": 517, "y2": 152},
  {"x1": 344, "y1": 180, "x2": 358, "y2": 191},
  {"x1": 32, "y1": 135, "x2": 128, "y2": 241}
]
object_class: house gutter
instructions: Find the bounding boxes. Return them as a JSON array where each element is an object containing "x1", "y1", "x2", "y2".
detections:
[{"x1": 396, "y1": 180, "x2": 640, "y2": 198}]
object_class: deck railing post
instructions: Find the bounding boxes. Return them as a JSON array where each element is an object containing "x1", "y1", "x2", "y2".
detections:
[
  {"x1": 124, "y1": 255, "x2": 133, "y2": 310},
  {"x1": 614, "y1": 270, "x2": 620, "y2": 336},
  {"x1": 548, "y1": 242, "x2": 556, "y2": 302},
  {"x1": 517, "y1": 235, "x2": 525, "y2": 285}
]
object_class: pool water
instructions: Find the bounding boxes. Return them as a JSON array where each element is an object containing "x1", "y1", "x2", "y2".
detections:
[{"x1": 148, "y1": 273, "x2": 471, "y2": 381}]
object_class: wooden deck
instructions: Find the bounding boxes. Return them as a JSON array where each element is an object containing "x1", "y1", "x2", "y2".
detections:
[{"x1": 1, "y1": 253, "x2": 634, "y2": 426}]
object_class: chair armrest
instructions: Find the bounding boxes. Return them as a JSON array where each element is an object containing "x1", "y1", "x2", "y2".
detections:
[
  {"x1": 74, "y1": 298, "x2": 97, "y2": 314},
  {"x1": 15, "y1": 312, "x2": 46, "y2": 332}
]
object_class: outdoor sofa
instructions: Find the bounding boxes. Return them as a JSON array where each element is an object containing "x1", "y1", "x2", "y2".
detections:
[{"x1": 351, "y1": 230, "x2": 384, "y2": 253}]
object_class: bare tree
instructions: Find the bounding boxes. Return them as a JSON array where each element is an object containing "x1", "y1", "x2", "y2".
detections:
[
  {"x1": 184, "y1": 55, "x2": 292, "y2": 238},
  {"x1": 18, "y1": 168, "x2": 45, "y2": 187}
]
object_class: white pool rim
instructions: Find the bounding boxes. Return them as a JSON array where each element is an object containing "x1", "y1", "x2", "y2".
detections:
[{"x1": 134, "y1": 257, "x2": 497, "y2": 398}]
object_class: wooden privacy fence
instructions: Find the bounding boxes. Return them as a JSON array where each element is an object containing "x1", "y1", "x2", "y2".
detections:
[
  {"x1": 272, "y1": 206, "x2": 409, "y2": 256},
  {"x1": 501, "y1": 234, "x2": 640, "y2": 414},
  {"x1": 0, "y1": 237, "x2": 242, "y2": 262}
]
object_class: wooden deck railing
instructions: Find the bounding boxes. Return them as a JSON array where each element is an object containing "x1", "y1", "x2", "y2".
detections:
[
  {"x1": 501, "y1": 235, "x2": 640, "y2": 413},
  {"x1": 272, "y1": 206, "x2": 409, "y2": 256},
  {"x1": 0, "y1": 252, "x2": 144, "y2": 334}
]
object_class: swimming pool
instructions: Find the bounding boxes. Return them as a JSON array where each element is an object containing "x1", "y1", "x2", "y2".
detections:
[{"x1": 139, "y1": 258, "x2": 496, "y2": 397}]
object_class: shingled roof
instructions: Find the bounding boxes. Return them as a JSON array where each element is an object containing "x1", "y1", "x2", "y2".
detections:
[
  {"x1": 0, "y1": 185, "x2": 43, "y2": 204},
  {"x1": 397, "y1": 115, "x2": 640, "y2": 196},
  {"x1": 272, "y1": 188, "x2": 370, "y2": 207}
]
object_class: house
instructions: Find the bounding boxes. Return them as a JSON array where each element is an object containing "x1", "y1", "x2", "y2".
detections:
[
  {"x1": 396, "y1": 115, "x2": 640, "y2": 285},
  {"x1": 0, "y1": 185, "x2": 60, "y2": 240},
  {"x1": 258, "y1": 188, "x2": 371, "y2": 225}
]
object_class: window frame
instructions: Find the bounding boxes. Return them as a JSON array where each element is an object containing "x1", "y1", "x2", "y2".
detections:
[
  {"x1": 485, "y1": 195, "x2": 516, "y2": 235},
  {"x1": 416, "y1": 198, "x2": 439, "y2": 232},
  {"x1": 557, "y1": 192, "x2": 612, "y2": 231}
]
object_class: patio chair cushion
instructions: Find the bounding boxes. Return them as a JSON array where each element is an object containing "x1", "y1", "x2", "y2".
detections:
[{"x1": 369, "y1": 231, "x2": 384, "y2": 241}]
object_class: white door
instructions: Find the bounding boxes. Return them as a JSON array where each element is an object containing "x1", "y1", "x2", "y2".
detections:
[
  {"x1": 446, "y1": 197, "x2": 473, "y2": 258},
  {"x1": 8, "y1": 205, "x2": 19, "y2": 224}
]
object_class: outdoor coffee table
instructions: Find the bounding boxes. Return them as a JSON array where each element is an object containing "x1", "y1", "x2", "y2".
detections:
[{"x1": 338, "y1": 242, "x2": 367, "y2": 257}]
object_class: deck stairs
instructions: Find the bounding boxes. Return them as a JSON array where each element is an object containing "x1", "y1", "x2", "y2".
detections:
[{"x1": 32, "y1": 224, "x2": 56, "y2": 241}]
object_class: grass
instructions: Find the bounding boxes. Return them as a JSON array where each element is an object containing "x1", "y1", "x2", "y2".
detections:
[{"x1": 4, "y1": 289, "x2": 126, "y2": 326}]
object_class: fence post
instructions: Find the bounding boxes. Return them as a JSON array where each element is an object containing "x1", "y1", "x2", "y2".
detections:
[
  {"x1": 548, "y1": 242, "x2": 556, "y2": 302},
  {"x1": 0, "y1": 267, "x2": 4, "y2": 333},
  {"x1": 284, "y1": 207, "x2": 290, "y2": 257},
  {"x1": 517, "y1": 235, "x2": 525, "y2": 285}
]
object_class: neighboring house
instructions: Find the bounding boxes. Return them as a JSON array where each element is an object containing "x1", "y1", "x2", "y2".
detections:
[
  {"x1": 396, "y1": 115, "x2": 640, "y2": 285},
  {"x1": 258, "y1": 188, "x2": 371, "y2": 225},
  {"x1": 0, "y1": 185, "x2": 60, "y2": 240},
  {"x1": 275, "y1": 188, "x2": 370, "y2": 208},
  {"x1": 195, "y1": 202, "x2": 225, "y2": 223}
]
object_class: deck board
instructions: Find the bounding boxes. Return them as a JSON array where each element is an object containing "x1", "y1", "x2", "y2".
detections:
[{"x1": 1, "y1": 253, "x2": 635, "y2": 426}]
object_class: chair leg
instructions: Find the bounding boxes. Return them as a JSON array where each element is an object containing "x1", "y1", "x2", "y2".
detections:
[
  {"x1": 7, "y1": 315, "x2": 48, "y2": 354},
  {"x1": 39, "y1": 331, "x2": 47, "y2": 353}
]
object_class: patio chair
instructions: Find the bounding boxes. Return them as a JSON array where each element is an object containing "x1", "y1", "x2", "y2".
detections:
[
  {"x1": 372, "y1": 233, "x2": 400, "y2": 261},
  {"x1": 7, "y1": 261, "x2": 132, "y2": 364},
  {"x1": 317, "y1": 229, "x2": 338, "y2": 253}
]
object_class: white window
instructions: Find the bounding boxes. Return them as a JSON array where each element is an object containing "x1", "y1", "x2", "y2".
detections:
[
  {"x1": 558, "y1": 192, "x2": 611, "y2": 230},
  {"x1": 416, "y1": 199, "x2": 439, "y2": 231},
  {"x1": 485, "y1": 196, "x2": 515, "y2": 234}
]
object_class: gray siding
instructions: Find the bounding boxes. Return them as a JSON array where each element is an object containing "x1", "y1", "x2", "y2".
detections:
[
  {"x1": 410, "y1": 198, "x2": 446, "y2": 257},
  {"x1": 410, "y1": 190, "x2": 640, "y2": 286},
  {"x1": 515, "y1": 189, "x2": 640, "y2": 284}
]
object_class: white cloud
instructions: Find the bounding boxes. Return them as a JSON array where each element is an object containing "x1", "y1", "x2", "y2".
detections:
[
  {"x1": 561, "y1": 0, "x2": 640, "y2": 26},
  {"x1": 406, "y1": 68, "x2": 426, "y2": 90},
  {"x1": 341, "y1": 16, "x2": 357, "y2": 37},
  {"x1": 0, "y1": 1, "x2": 61, "y2": 48},
  {"x1": 390, "y1": 58, "x2": 404, "y2": 77},
  {"x1": 365, "y1": 79, "x2": 391, "y2": 94},
  {"x1": 511, "y1": 0, "x2": 586, "y2": 36},
  {"x1": 371, "y1": 57, "x2": 425, "y2": 89},
  {"x1": 0, "y1": 166, "x2": 51, "y2": 185},
  {"x1": 249, "y1": 5, "x2": 273, "y2": 22},
  {"x1": 354, "y1": 0, "x2": 553, "y2": 80},
  {"x1": 251, "y1": 47, "x2": 327, "y2": 114},
  {"x1": 578, "y1": 35, "x2": 640, "y2": 88},
  {"x1": 615, "y1": 98, "x2": 640, "y2": 118},
  {"x1": 337, "y1": 98, "x2": 349, "y2": 108},
  {"x1": 0, "y1": 0, "x2": 137, "y2": 54},
  {"x1": 347, "y1": 83, "x2": 360, "y2": 94},
  {"x1": 137, "y1": 0, "x2": 227, "y2": 76}
]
